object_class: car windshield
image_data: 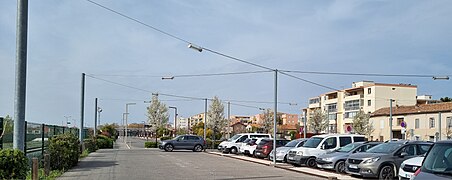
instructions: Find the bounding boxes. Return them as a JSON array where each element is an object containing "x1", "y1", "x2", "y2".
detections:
[
  {"x1": 336, "y1": 143, "x2": 359, "y2": 153},
  {"x1": 285, "y1": 140, "x2": 300, "y2": 147},
  {"x1": 303, "y1": 137, "x2": 323, "y2": 148},
  {"x1": 421, "y1": 143, "x2": 452, "y2": 175},
  {"x1": 366, "y1": 143, "x2": 402, "y2": 154},
  {"x1": 228, "y1": 135, "x2": 241, "y2": 142}
]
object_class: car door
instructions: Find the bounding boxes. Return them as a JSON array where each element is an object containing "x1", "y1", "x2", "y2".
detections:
[
  {"x1": 394, "y1": 144, "x2": 417, "y2": 169},
  {"x1": 321, "y1": 137, "x2": 338, "y2": 153},
  {"x1": 186, "y1": 136, "x2": 200, "y2": 149},
  {"x1": 174, "y1": 136, "x2": 189, "y2": 149},
  {"x1": 235, "y1": 135, "x2": 248, "y2": 149}
]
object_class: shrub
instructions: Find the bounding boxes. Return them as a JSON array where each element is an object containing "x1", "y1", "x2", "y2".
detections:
[
  {"x1": 144, "y1": 142, "x2": 158, "y2": 148},
  {"x1": 48, "y1": 133, "x2": 80, "y2": 171},
  {"x1": 160, "y1": 136, "x2": 172, "y2": 141},
  {"x1": 97, "y1": 135, "x2": 113, "y2": 149},
  {"x1": 205, "y1": 138, "x2": 221, "y2": 149},
  {"x1": 0, "y1": 149, "x2": 28, "y2": 179},
  {"x1": 83, "y1": 139, "x2": 98, "y2": 153}
]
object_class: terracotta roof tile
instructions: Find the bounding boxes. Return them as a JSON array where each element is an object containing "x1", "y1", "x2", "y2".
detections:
[{"x1": 372, "y1": 102, "x2": 452, "y2": 117}]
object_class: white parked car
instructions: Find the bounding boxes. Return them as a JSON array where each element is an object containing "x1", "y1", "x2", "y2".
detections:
[
  {"x1": 241, "y1": 138, "x2": 265, "y2": 156},
  {"x1": 238, "y1": 138, "x2": 256, "y2": 154},
  {"x1": 398, "y1": 156, "x2": 424, "y2": 180},
  {"x1": 286, "y1": 134, "x2": 366, "y2": 167},
  {"x1": 218, "y1": 133, "x2": 271, "y2": 154}
]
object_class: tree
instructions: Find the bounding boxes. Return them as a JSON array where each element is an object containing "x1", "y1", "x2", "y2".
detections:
[
  {"x1": 146, "y1": 95, "x2": 169, "y2": 137},
  {"x1": 1, "y1": 115, "x2": 13, "y2": 138},
  {"x1": 207, "y1": 96, "x2": 227, "y2": 140},
  {"x1": 261, "y1": 109, "x2": 274, "y2": 133},
  {"x1": 440, "y1": 97, "x2": 452, "y2": 102},
  {"x1": 352, "y1": 110, "x2": 375, "y2": 137},
  {"x1": 309, "y1": 109, "x2": 328, "y2": 134}
]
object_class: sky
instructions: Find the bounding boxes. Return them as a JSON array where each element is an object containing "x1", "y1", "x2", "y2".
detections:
[{"x1": 1, "y1": 0, "x2": 451, "y2": 127}]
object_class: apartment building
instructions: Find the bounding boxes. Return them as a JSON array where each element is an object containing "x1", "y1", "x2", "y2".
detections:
[
  {"x1": 370, "y1": 102, "x2": 452, "y2": 141},
  {"x1": 304, "y1": 81, "x2": 417, "y2": 134},
  {"x1": 187, "y1": 113, "x2": 205, "y2": 128},
  {"x1": 281, "y1": 114, "x2": 298, "y2": 125},
  {"x1": 229, "y1": 115, "x2": 251, "y2": 125},
  {"x1": 176, "y1": 117, "x2": 189, "y2": 129}
]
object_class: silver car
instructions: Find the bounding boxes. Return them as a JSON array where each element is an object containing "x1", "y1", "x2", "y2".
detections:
[
  {"x1": 269, "y1": 138, "x2": 307, "y2": 162},
  {"x1": 316, "y1": 141, "x2": 381, "y2": 173}
]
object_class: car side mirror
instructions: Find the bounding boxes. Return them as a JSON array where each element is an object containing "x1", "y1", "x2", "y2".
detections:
[{"x1": 399, "y1": 152, "x2": 408, "y2": 157}]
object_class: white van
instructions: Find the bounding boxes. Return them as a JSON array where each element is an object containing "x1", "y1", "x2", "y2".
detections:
[
  {"x1": 286, "y1": 134, "x2": 366, "y2": 167},
  {"x1": 218, "y1": 133, "x2": 271, "y2": 154}
]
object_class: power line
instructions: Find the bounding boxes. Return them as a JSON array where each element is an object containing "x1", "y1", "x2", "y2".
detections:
[
  {"x1": 90, "y1": 70, "x2": 272, "y2": 78},
  {"x1": 85, "y1": 0, "x2": 191, "y2": 44},
  {"x1": 280, "y1": 70, "x2": 449, "y2": 78},
  {"x1": 86, "y1": 74, "x2": 152, "y2": 93},
  {"x1": 279, "y1": 71, "x2": 340, "y2": 91},
  {"x1": 201, "y1": 48, "x2": 274, "y2": 71}
]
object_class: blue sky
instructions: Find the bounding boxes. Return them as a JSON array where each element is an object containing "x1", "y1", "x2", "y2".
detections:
[{"x1": 1, "y1": 0, "x2": 451, "y2": 127}]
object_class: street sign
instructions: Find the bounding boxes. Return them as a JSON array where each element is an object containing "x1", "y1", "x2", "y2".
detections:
[
  {"x1": 300, "y1": 127, "x2": 304, "y2": 133},
  {"x1": 346, "y1": 125, "x2": 352, "y2": 132},
  {"x1": 401, "y1": 121, "x2": 406, "y2": 128}
]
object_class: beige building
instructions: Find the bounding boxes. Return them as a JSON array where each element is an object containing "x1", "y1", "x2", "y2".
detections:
[
  {"x1": 281, "y1": 113, "x2": 298, "y2": 125},
  {"x1": 305, "y1": 81, "x2": 418, "y2": 134},
  {"x1": 188, "y1": 113, "x2": 205, "y2": 128},
  {"x1": 370, "y1": 102, "x2": 452, "y2": 141}
]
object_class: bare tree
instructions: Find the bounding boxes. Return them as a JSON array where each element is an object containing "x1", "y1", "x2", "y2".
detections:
[
  {"x1": 262, "y1": 109, "x2": 274, "y2": 134},
  {"x1": 146, "y1": 95, "x2": 169, "y2": 136},
  {"x1": 309, "y1": 109, "x2": 328, "y2": 134},
  {"x1": 352, "y1": 110, "x2": 374, "y2": 137}
]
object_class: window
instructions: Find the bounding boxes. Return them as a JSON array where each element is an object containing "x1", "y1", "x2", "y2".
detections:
[
  {"x1": 429, "y1": 117, "x2": 435, "y2": 128},
  {"x1": 353, "y1": 136, "x2": 366, "y2": 142},
  {"x1": 399, "y1": 145, "x2": 417, "y2": 156},
  {"x1": 368, "y1": 88, "x2": 371, "y2": 94},
  {"x1": 380, "y1": 119, "x2": 385, "y2": 129},
  {"x1": 345, "y1": 111, "x2": 358, "y2": 119},
  {"x1": 237, "y1": 135, "x2": 248, "y2": 142},
  {"x1": 326, "y1": 103, "x2": 337, "y2": 112},
  {"x1": 309, "y1": 98, "x2": 320, "y2": 104},
  {"x1": 447, "y1": 117, "x2": 452, "y2": 128},
  {"x1": 367, "y1": 100, "x2": 371, "y2": 106},
  {"x1": 339, "y1": 137, "x2": 352, "y2": 147},
  {"x1": 328, "y1": 113, "x2": 337, "y2": 120},
  {"x1": 418, "y1": 144, "x2": 432, "y2": 155},
  {"x1": 322, "y1": 137, "x2": 337, "y2": 149},
  {"x1": 415, "y1": 119, "x2": 420, "y2": 129},
  {"x1": 344, "y1": 100, "x2": 360, "y2": 111},
  {"x1": 397, "y1": 118, "x2": 404, "y2": 126}
]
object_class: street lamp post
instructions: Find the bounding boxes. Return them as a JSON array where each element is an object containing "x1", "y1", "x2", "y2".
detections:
[
  {"x1": 125, "y1": 103, "x2": 136, "y2": 146},
  {"x1": 169, "y1": 106, "x2": 178, "y2": 136}
]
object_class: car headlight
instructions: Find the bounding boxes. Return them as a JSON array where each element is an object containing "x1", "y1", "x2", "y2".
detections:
[
  {"x1": 296, "y1": 151, "x2": 303, "y2": 156},
  {"x1": 363, "y1": 157, "x2": 380, "y2": 164},
  {"x1": 322, "y1": 157, "x2": 333, "y2": 161}
]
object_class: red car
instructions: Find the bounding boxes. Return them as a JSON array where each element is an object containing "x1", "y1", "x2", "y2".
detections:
[{"x1": 254, "y1": 139, "x2": 290, "y2": 159}]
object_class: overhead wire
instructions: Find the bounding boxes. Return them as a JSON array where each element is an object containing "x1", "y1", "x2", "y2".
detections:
[{"x1": 280, "y1": 70, "x2": 449, "y2": 78}]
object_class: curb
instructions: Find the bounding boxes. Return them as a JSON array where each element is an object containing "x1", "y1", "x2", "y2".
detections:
[{"x1": 206, "y1": 152, "x2": 330, "y2": 179}]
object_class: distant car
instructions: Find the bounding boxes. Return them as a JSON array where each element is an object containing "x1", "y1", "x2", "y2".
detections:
[
  {"x1": 269, "y1": 138, "x2": 307, "y2": 162},
  {"x1": 240, "y1": 138, "x2": 264, "y2": 156},
  {"x1": 316, "y1": 141, "x2": 381, "y2": 173},
  {"x1": 412, "y1": 140, "x2": 452, "y2": 180},
  {"x1": 159, "y1": 135, "x2": 206, "y2": 152},
  {"x1": 345, "y1": 140, "x2": 433, "y2": 179},
  {"x1": 238, "y1": 138, "x2": 255, "y2": 154},
  {"x1": 254, "y1": 139, "x2": 290, "y2": 159},
  {"x1": 218, "y1": 133, "x2": 271, "y2": 154},
  {"x1": 398, "y1": 156, "x2": 424, "y2": 180}
]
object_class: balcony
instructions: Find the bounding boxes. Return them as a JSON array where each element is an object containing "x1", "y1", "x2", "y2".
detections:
[{"x1": 344, "y1": 94, "x2": 364, "y2": 101}]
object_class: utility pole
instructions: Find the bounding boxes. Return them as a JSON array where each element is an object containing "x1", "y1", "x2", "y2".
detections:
[
  {"x1": 204, "y1": 99, "x2": 207, "y2": 141},
  {"x1": 303, "y1": 109, "x2": 307, "y2": 138},
  {"x1": 228, "y1": 101, "x2": 231, "y2": 138},
  {"x1": 272, "y1": 69, "x2": 278, "y2": 165},
  {"x1": 389, "y1": 99, "x2": 393, "y2": 142},
  {"x1": 94, "y1": 98, "x2": 98, "y2": 136},
  {"x1": 13, "y1": 0, "x2": 28, "y2": 151},
  {"x1": 80, "y1": 73, "x2": 85, "y2": 149},
  {"x1": 439, "y1": 112, "x2": 442, "y2": 141}
]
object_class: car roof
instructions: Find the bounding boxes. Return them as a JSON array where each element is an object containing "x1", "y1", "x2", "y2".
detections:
[
  {"x1": 312, "y1": 134, "x2": 365, "y2": 138},
  {"x1": 384, "y1": 140, "x2": 433, "y2": 145}
]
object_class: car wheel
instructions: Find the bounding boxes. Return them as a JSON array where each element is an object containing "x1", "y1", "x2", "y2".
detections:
[
  {"x1": 164, "y1": 144, "x2": 174, "y2": 152},
  {"x1": 283, "y1": 155, "x2": 287, "y2": 163},
  {"x1": 379, "y1": 165, "x2": 394, "y2": 180},
  {"x1": 306, "y1": 157, "x2": 316, "y2": 167},
  {"x1": 335, "y1": 160, "x2": 346, "y2": 173},
  {"x1": 193, "y1": 144, "x2": 203, "y2": 152},
  {"x1": 230, "y1": 147, "x2": 238, "y2": 154}
]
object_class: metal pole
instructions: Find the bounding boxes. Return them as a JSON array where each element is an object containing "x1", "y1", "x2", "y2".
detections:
[
  {"x1": 304, "y1": 110, "x2": 307, "y2": 138},
  {"x1": 273, "y1": 69, "x2": 278, "y2": 164},
  {"x1": 125, "y1": 105, "x2": 129, "y2": 145},
  {"x1": 327, "y1": 107, "x2": 330, "y2": 133},
  {"x1": 439, "y1": 112, "x2": 442, "y2": 141},
  {"x1": 228, "y1": 101, "x2": 231, "y2": 137},
  {"x1": 0, "y1": 117, "x2": 3, "y2": 149},
  {"x1": 204, "y1": 99, "x2": 207, "y2": 141},
  {"x1": 80, "y1": 73, "x2": 85, "y2": 146},
  {"x1": 94, "y1": 98, "x2": 98, "y2": 137},
  {"x1": 13, "y1": 0, "x2": 28, "y2": 151},
  {"x1": 389, "y1": 99, "x2": 393, "y2": 142}
]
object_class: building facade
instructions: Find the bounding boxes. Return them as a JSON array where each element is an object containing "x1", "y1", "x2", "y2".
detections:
[
  {"x1": 176, "y1": 117, "x2": 189, "y2": 129},
  {"x1": 188, "y1": 113, "x2": 205, "y2": 128},
  {"x1": 370, "y1": 102, "x2": 452, "y2": 141},
  {"x1": 305, "y1": 81, "x2": 418, "y2": 134}
]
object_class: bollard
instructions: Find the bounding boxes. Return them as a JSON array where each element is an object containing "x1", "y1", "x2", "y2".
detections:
[
  {"x1": 328, "y1": 176, "x2": 338, "y2": 180},
  {"x1": 32, "y1": 157, "x2": 38, "y2": 180},
  {"x1": 44, "y1": 154, "x2": 50, "y2": 176}
]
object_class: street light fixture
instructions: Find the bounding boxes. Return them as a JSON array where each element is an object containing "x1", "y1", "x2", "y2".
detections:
[
  {"x1": 169, "y1": 106, "x2": 178, "y2": 136},
  {"x1": 125, "y1": 103, "x2": 136, "y2": 146},
  {"x1": 162, "y1": 76, "x2": 175, "y2": 80},
  {"x1": 433, "y1": 76, "x2": 449, "y2": 80},
  {"x1": 188, "y1": 43, "x2": 203, "y2": 52}
]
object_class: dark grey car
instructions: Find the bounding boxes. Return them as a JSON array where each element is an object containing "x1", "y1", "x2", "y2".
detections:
[
  {"x1": 317, "y1": 141, "x2": 381, "y2": 173},
  {"x1": 159, "y1": 135, "x2": 206, "y2": 152},
  {"x1": 413, "y1": 140, "x2": 452, "y2": 180},
  {"x1": 345, "y1": 141, "x2": 433, "y2": 179}
]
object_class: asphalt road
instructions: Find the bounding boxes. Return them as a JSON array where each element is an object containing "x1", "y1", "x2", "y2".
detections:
[{"x1": 59, "y1": 137, "x2": 324, "y2": 180}]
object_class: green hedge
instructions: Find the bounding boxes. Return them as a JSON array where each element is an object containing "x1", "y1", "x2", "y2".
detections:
[
  {"x1": 160, "y1": 136, "x2": 172, "y2": 141},
  {"x1": 97, "y1": 135, "x2": 113, "y2": 149},
  {"x1": 83, "y1": 139, "x2": 98, "y2": 153},
  {"x1": 144, "y1": 142, "x2": 158, "y2": 148},
  {"x1": 0, "y1": 149, "x2": 28, "y2": 179},
  {"x1": 48, "y1": 133, "x2": 80, "y2": 171},
  {"x1": 206, "y1": 139, "x2": 221, "y2": 149}
]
